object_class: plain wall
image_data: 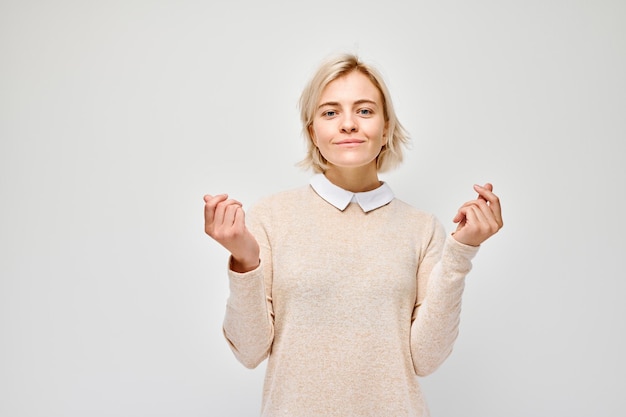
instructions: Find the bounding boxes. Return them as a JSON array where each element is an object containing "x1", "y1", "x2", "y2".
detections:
[{"x1": 1, "y1": 0, "x2": 625, "y2": 416}]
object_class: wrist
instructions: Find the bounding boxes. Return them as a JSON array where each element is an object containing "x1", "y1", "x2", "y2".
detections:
[
  {"x1": 230, "y1": 256, "x2": 260, "y2": 273},
  {"x1": 451, "y1": 232, "x2": 480, "y2": 247}
]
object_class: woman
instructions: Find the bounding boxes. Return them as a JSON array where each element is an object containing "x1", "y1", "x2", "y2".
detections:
[{"x1": 204, "y1": 53, "x2": 503, "y2": 416}]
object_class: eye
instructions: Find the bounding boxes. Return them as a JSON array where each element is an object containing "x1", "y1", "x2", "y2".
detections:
[
  {"x1": 358, "y1": 108, "x2": 373, "y2": 116},
  {"x1": 322, "y1": 110, "x2": 337, "y2": 118}
]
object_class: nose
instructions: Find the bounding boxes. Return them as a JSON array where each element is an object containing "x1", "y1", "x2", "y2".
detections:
[{"x1": 340, "y1": 114, "x2": 358, "y2": 133}]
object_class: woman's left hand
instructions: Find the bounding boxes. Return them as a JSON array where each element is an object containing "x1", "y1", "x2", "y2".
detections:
[{"x1": 452, "y1": 183, "x2": 503, "y2": 247}]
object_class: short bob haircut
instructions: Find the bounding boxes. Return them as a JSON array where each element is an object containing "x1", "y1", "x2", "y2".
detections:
[{"x1": 298, "y1": 53, "x2": 410, "y2": 173}]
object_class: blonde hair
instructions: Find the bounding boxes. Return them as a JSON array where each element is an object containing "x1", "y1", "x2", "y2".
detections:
[{"x1": 298, "y1": 53, "x2": 410, "y2": 173}]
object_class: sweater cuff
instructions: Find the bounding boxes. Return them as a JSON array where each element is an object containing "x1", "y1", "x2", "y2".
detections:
[
  {"x1": 227, "y1": 254, "x2": 262, "y2": 274},
  {"x1": 441, "y1": 235, "x2": 480, "y2": 274},
  {"x1": 227, "y1": 257, "x2": 264, "y2": 282},
  {"x1": 226, "y1": 259, "x2": 265, "y2": 310}
]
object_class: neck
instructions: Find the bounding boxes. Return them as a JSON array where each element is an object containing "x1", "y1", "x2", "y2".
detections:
[{"x1": 324, "y1": 165, "x2": 381, "y2": 193}]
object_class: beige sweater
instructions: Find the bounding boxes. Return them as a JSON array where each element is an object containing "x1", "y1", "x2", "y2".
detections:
[{"x1": 223, "y1": 185, "x2": 479, "y2": 417}]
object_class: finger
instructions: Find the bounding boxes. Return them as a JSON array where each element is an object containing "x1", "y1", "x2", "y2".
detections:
[
  {"x1": 473, "y1": 183, "x2": 498, "y2": 204},
  {"x1": 206, "y1": 194, "x2": 228, "y2": 209},
  {"x1": 476, "y1": 182, "x2": 492, "y2": 201},
  {"x1": 468, "y1": 202, "x2": 490, "y2": 226},
  {"x1": 459, "y1": 185, "x2": 495, "y2": 209},
  {"x1": 473, "y1": 184, "x2": 486, "y2": 201},
  {"x1": 204, "y1": 194, "x2": 228, "y2": 224},
  {"x1": 473, "y1": 184, "x2": 496, "y2": 200},
  {"x1": 204, "y1": 194, "x2": 219, "y2": 203},
  {"x1": 220, "y1": 198, "x2": 243, "y2": 209},
  {"x1": 476, "y1": 186, "x2": 487, "y2": 201},
  {"x1": 453, "y1": 209, "x2": 466, "y2": 224},
  {"x1": 468, "y1": 200, "x2": 503, "y2": 239},
  {"x1": 233, "y1": 205, "x2": 247, "y2": 232},
  {"x1": 469, "y1": 187, "x2": 500, "y2": 218},
  {"x1": 475, "y1": 184, "x2": 503, "y2": 227},
  {"x1": 453, "y1": 198, "x2": 485, "y2": 223},
  {"x1": 464, "y1": 199, "x2": 496, "y2": 222},
  {"x1": 204, "y1": 194, "x2": 224, "y2": 224},
  {"x1": 223, "y1": 202, "x2": 240, "y2": 228},
  {"x1": 206, "y1": 195, "x2": 243, "y2": 214},
  {"x1": 213, "y1": 199, "x2": 243, "y2": 227},
  {"x1": 466, "y1": 207, "x2": 489, "y2": 243},
  {"x1": 454, "y1": 198, "x2": 492, "y2": 226},
  {"x1": 454, "y1": 197, "x2": 488, "y2": 215}
]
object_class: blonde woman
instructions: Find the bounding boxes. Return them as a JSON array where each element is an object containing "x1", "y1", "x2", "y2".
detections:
[{"x1": 204, "y1": 53, "x2": 503, "y2": 417}]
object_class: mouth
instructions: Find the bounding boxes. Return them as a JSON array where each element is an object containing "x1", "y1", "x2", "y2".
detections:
[{"x1": 335, "y1": 139, "x2": 365, "y2": 145}]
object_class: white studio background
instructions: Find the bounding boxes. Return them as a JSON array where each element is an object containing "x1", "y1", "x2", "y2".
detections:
[{"x1": 1, "y1": 1, "x2": 624, "y2": 416}]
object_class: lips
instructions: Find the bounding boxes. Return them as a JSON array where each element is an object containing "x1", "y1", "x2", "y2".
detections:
[{"x1": 335, "y1": 139, "x2": 365, "y2": 145}]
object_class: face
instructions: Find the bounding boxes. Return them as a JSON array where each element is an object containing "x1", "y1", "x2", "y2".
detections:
[{"x1": 309, "y1": 71, "x2": 388, "y2": 172}]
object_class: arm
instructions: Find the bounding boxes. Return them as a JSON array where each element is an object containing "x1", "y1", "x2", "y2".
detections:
[
  {"x1": 410, "y1": 229, "x2": 478, "y2": 376},
  {"x1": 204, "y1": 194, "x2": 274, "y2": 368},
  {"x1": 410, "y1": 184, "x2": 503, "y2": 376}
]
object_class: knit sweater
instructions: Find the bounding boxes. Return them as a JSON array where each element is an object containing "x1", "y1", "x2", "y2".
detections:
[{"x1": 222, "y1": 185, "x2": 479, "y2": 417}]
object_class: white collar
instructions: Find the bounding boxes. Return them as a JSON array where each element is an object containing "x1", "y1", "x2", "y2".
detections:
[{"x1": 309, "y1": 173, "x2": 394, "y2": 213}]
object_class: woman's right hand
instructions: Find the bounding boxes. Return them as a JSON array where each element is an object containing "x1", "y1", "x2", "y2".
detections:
[{"x1": 203, "y1": 194, "x2": 260, "y2": 273}]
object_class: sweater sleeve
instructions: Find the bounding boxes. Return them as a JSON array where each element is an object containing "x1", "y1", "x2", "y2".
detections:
[
  {"x1": 222, "y1": 204, "x2": 275, "y2": 369},
  {"x1": 409, "y1": 218, "x2": 479, "y2": 376}
]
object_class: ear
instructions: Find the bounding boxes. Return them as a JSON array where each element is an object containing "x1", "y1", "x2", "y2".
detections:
[
  {"x1": 383, "y1": 122, "x2": 389, "y2": 146},
  {"x1": 308, "y1": 125, "x2": 317, "y2": 146}
]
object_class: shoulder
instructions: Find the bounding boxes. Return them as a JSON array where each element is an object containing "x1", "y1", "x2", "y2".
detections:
[
  {"x1": 247, "y1": 185, "x2": 315, "y2": 218},
  {"x1": 246, "y1": 185, "x2": 318, "y2": 236},
  {"x1": 389, "y1": 198, "x2": 438, "y2": 222},
  {"x1": 252, "y1": 185, "x2": 312, "y2": 209},
  {"x1": 386, "y1": 198, "x2": 446, "y2": 238}
]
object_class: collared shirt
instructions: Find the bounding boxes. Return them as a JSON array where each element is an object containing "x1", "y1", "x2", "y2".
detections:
[{"x1": 309, "y1": 173, "x2": 394, "y2": 213}]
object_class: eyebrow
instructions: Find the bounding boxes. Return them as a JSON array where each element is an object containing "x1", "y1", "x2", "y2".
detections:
[{"x1": 317, "y1": 99, "x2": 379, "y2": 109}]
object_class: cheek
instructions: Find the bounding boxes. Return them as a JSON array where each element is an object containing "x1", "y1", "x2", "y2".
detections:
[{"x1": 311, "y1": 123, "x2": 330, "y2": 146}]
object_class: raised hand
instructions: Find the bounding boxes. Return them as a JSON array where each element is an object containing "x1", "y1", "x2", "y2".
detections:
[
  {"x1": 204, "y1": 194, "x2": 260, "y2": 273},
  {"x1": 452, "y1": 183, "x2": 503, "y2": 247}
]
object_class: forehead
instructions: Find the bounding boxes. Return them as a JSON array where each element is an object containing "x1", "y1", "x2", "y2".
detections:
[{"x1": 318, "y1": 71, "x2": 382, "y2": 104}]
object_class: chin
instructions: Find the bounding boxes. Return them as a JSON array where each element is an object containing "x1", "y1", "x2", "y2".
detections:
[{"x1": 328, "y1": 160, "x2": 377, "y2": 170}]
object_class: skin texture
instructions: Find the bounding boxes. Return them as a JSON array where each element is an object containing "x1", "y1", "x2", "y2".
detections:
[
  {"x1": 204, "y1": 72, "x2": 503, "y2": 271},
  {"x1": 308, "y1": 71, "x2": 388, "y2": 193},
  {"x1": 452, "y1": 183, "x2": 503, "y2": 247},
  {"x1": 203, "y1": 194, "x2": 259, "y2": 273}
]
